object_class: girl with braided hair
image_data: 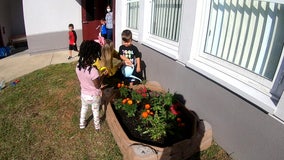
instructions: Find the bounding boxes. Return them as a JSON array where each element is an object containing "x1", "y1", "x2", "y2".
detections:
[{"x1": 76, "y1": 40, "x2": 108, "y2": 130}]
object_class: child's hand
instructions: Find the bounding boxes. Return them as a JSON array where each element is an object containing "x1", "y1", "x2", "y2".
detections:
[
  {"x1": 125, "y1": 60, "x2": 133, "y2": 66},
  {"x1": 102, "y1": 69, "x2": 109, "y2": 76}
]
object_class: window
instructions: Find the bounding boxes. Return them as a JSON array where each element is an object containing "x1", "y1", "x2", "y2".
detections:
[
  {"x1": 204, "y1": 0, "x2": 284, "y2": 81},
  {"x1": 189, "y1": 0, "x2": 284, "y2": 111},
  {"x1": 126, "y1": 0, "x2": 139, "y2": 29},
  {"x1": 122, "y1": 0, "x2": 184, "y2": 58},
  {"x1": 150, "y1": 0, "x2": 183, "y2": 42}
]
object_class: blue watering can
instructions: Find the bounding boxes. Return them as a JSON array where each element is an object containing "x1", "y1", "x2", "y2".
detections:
[{"x1": 121, "y1": 65, "x2": 142, "y2": 82}]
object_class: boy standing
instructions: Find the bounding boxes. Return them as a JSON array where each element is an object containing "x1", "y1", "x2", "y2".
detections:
[
  {"x1": 119, "y1": 29, "x2": 141, "y2": 85},
  {"x1": 68, "y1": 24, "x2": 78, "y2": 60}
]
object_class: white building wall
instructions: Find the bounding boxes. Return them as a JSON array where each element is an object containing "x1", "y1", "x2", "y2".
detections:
[{"x1": 23, "y1": 0, "x2": 83, "y2": 52}]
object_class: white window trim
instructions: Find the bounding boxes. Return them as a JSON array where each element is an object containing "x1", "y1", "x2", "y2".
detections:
[
  {"x1": 127, "y1": 28, "x2": 139, "y2": 41},
  {"x1": 143, "y1": 36, "x2": 179, "y2": 60},
  {"x1": 126, "y1": 0, "x2": 140, "y2": 40},
  {"x1": 125, "y1": 0, "x2": 180, "y2": 59},
  {"x1": 187, "y1": 0, "x2": 284, "y2": 113}
]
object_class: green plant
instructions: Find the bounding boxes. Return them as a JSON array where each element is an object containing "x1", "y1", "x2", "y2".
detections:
[
  {"x1": 113, "y1": 83, "x2": 186, "y2": 141},
  {"x1": 113, "y1": 86, "x2": 139, "y2": 117}
]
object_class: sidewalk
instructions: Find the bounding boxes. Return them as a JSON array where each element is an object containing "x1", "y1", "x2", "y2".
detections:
[{"x1": 0, "y1": 50, "x2": 79, "y2": 82}]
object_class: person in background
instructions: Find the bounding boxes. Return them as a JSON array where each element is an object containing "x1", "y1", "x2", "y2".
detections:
[
  {"x1": 68, "y1": 23, "x2": 78, "y2": 60},
  {"x1": 100, "y1": 18, "x2": 107, "y2": 39},
  {"x1": 105, "y1": 5, "x2": 113, "y2": 40}
]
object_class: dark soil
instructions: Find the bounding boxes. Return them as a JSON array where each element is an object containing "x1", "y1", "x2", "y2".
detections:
[{"x1": 111, "y1": 103, "x2": 197, "y2": 147}]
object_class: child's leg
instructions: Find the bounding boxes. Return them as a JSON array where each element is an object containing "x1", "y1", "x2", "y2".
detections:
[
  {"x1": 68, "y1": 45, "x2": 73, "y2": 59},
  {"x1": 74, "y1": 44, "x2": 78, "y2": 52},
  {"x1": 80, "y1": 95, "x2": 89, "y2": 128},
  {"x1": 91, "y1": 96, "x2": 101, "y2": 130}
]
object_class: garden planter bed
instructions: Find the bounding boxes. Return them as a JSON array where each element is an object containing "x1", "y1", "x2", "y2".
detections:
[{"x1": 105, "y1": 81, "x2": 213, "y2": 160}]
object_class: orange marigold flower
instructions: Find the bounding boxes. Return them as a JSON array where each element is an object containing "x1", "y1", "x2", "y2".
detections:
[
  {"x1": 122, "y1": 99, "x2": 128, "y2": 104},
  {"x1": 127, "y1": 99, "x2": 133, "y2": 105},
  {"x1": 145, "y1": 104, "x2": 151, "y2": 110},
  {"x1": 117, "y1": 83, "x2": 121, "y2": 88},
  {"x1": 141, "y1": 111, "x2": 148, "y2": 118}
]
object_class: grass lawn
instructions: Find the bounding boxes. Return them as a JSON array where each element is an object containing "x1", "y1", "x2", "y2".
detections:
[{"x1": 0, "y1": 63, "x2": 232, "y2": 160}]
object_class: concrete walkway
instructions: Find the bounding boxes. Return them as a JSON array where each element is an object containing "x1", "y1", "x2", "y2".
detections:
[{"x1": 0, "y1": 50, "x2": 79, "y2": 82}]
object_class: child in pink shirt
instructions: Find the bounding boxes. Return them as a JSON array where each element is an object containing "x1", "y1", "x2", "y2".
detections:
[{"x1": 76, "y1": 40, "x2": 107, "y2": 130}]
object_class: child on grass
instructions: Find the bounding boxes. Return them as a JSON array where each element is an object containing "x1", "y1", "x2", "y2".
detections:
[
  {"x1": 76, "y1": 40, "x2": 108, "y2": 130},
  {"x1": 119, "y1": 29, "x2": 142, "y2": 85},
  {"x1": 68, "y1": 24, "x2": 78, "y2": 60}
]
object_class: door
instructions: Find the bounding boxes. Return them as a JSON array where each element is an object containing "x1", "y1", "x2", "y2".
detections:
[
  {"x1": 82, "y1": 0, "x2": 110, "y2": 40},
  {"x1": 0, "y1": 25, "x2": 4, "y2": 47}
]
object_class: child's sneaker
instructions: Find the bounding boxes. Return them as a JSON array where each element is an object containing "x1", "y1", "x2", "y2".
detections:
[
  {"x1": 79, "y1": 121, "x2": 86, "y2": 129},
  {"x1": 94, "y1": 124, "x2": 100, "y2": 131},
  {"x1": 68, "y1": 56, "x2": 72, "y2": 60},
  {"x1": 0, "y1": 79, "x2": 5, "y2": 90}
]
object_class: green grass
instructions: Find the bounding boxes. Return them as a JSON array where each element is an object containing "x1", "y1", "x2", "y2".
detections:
[{"x1": 0, "y1": 63, "x2": 231, "y2": 160}]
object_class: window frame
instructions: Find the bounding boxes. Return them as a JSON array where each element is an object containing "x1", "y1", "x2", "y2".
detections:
[
  {"x1": 187, "y1": 0, "x2": 284, "y2": 113},
  {"x1": 117, "y1": 0, "x2": 284, "y2": 118},
  {"x1": 125, "y1": 0, "x2": 140, "y2": 40},
  {"x1": 124, "y1": 0, "x2": 183, "y2": 59}
]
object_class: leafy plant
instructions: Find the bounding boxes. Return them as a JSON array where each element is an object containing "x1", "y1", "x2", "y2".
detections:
[{"x1": 113, "y1": 83, "x2": 187, "y2": 141}]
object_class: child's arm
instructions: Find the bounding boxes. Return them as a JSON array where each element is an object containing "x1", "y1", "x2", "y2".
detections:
[
  {"x1": 93, "y1": 70, "x2": 108, "y2": 89},
  {"x1": 120, "y1": 55, "x2": 133, "y2": 66},
  {"x1": 113, "y1": 50, "x2": 121, "y2": 60},
  {"x1": 73, "y1": 31, "x2": 77, "y2": 45},
  {"x1": 136, "y1": 57, "x2": 141, "y2": 73},
  {"x1": 119, "y1": 46, "x2": 132, "y2": 66},
  {"x1": 134, "y1": 48, "x2": 142, "y2": 72}
]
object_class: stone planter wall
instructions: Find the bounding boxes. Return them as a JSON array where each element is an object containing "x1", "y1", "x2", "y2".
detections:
[
  {"x1": 105, "y1": 81, "x2": 213, "y2": 160},
  {"x1": 106, "y1": 103, "x2": 212, "y2": 160}
]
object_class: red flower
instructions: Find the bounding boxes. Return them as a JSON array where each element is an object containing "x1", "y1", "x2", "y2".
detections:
[
  {"x1": 142, "y1": 87, "x2": 147, "y2": 93},
  {"x1": 170, "y1": 105, "x2": 180, "y2": 115},
  {"x1": 141, "y1": 93, "x2": 147, "y2": 98}
]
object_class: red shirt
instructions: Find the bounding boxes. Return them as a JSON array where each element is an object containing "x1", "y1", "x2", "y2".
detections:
[{"x1": 69, "y1": 31, "x2": 77, "y2": 45}]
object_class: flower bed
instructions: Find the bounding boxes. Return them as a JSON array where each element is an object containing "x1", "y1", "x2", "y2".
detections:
[
  {"x1": 106, "y1": 81, "x2": 212, "y2": 160},
  {"x1": 112, "y1": 82, "x2": 198, "y2": 147}
]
